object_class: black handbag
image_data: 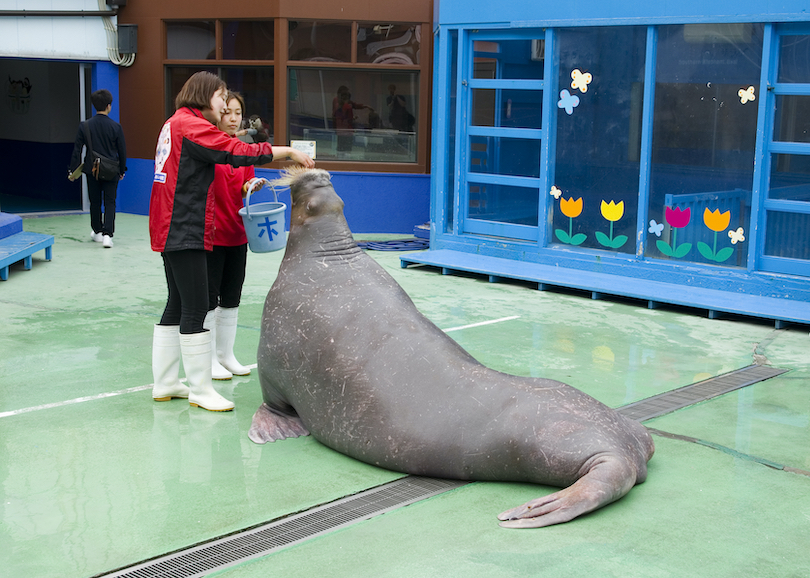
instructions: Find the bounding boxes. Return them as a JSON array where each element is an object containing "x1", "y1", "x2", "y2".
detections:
[{"x1": 81, "y1": 121, "x2": 120, "y2": 181}]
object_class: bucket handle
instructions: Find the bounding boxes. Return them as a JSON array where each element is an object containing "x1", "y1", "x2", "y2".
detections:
[{"x1": 244, "y1": 179, "x2": 279, "y2": 221}]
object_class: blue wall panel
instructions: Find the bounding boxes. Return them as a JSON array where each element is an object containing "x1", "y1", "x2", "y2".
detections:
[{"x1": 117, "y1": 159, "x2": 430, "y2": 234}]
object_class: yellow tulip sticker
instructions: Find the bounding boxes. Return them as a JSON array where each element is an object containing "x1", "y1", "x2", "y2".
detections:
[
  {"x1": 596, "y1": 200, "x2": 628, "y2": 249},
  {"x1": 553, "y1": 191, "x2": 587, "y2": 246},
  {"x1": 698, "y1": 208, "x2": 736, "y2": 262}
]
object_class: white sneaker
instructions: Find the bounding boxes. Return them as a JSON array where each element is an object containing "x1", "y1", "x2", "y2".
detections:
[
  {"x1": 91, "y1": 232, "x2": 103, "y2": 243},
  {"x1": 103, "y1": 235, "x2": 113, "y2": 248}
]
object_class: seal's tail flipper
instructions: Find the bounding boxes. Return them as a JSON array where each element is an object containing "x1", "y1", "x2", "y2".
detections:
[
  {"x1": 497, "y1": 454, "x2": 638, "y2": 529},
  {"x1": 248, "y1": 402, "x2": 310, "y2": 444}
]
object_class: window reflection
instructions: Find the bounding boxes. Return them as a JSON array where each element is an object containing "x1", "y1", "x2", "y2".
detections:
[
  {"x1": 357, "y1": 23, "x2": 421, "y2": 65},
  {"x1": 289, "y1": 68, "x2": 418, "y2": 162},
  {"x1": 167, "y1": 67, "x2": 275, "y2": 143},
  {"x1": 222, "y1": 21, "x2": 274, "y2": 60},
  {"x1": 645, "y1": 24, "x2": 764, "y2": 267},
  {"x1": 166, "y1": 21, "x2": 215, "y2": 60},
  {"x1": 288, "y1": 21, "x2": 351, "y2": 62},
  {"x1": 552, "y1": 26, "x2": 646, "y2": 254}
]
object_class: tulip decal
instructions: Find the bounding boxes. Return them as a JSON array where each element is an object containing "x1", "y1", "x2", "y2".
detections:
[
  {"x1": 595, "y1": 200, "x2": 628, "y2": 249},
  {"x1": 656, "y1": 206, "x2": 692, "y2": 258},
  {"x1": 554, "y1": 194, "x2": 587, "y2": 246},
  {"x1": 698, "y1": 208, "x2": 735, "y2": 262}
]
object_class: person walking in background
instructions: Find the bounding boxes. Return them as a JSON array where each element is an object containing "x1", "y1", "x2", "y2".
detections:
[
  {"x1": 68, "y1": 89, "x2": 127, "y2": 248},
  {"x1": 149, "y1": 71, "x2": 314, "y2": 412}
]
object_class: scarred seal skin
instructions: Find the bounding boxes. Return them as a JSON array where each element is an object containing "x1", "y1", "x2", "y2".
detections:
[{"x1": 250, "y1": 168, "x2": 655, "y2": 528}]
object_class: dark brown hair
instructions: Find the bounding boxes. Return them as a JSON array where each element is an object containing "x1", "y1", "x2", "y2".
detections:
[
  {"x1": 225, "y1": 91, "x2": 245, "y2": 114},
  {"x1": 174, "y1": 71, "x2": 226, "y2": 111}
]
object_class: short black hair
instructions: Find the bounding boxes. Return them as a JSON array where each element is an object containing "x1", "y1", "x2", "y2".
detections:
[{"x1": 91, "y1": 89, "x2": 113, "y2": 112}]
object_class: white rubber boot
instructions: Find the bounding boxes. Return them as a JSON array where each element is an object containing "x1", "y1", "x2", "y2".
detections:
[
  {"x1": 181, "y1": 331, "x2": 235, "y2": 412},
  {"x1": 204, "y1": 309, "x2": 232, "y2": 380},
  {"x1": 151, "y1": 324, "x2": 189, "y2": 401},
  {"x1": 216, "y1": 307, "x2": 251, "y2": 376}
]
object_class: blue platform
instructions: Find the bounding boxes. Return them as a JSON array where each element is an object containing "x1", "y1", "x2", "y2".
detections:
[
  {"x1": 0, "y1": 213, "x2": 54, "y2": 281},
  {"x1": 401, "y1": 249, "x2": 810, "y2": 327}
]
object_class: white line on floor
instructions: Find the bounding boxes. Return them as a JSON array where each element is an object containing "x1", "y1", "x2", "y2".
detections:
[
  {"x1": 0, "y1": 315, "x2": 521, "y2": 419},
  {"x1": 443, "y1": 315, "x2": 520, "y2": 333},
  {"x1": 0, "y1": 364, "x2": 259, "y2": 419}
]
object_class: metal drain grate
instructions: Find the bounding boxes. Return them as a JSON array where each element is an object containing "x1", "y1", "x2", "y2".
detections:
[
  {"x1": 97, "y1": 476, "x2": 467, "y2": 578},
  {"x1": 617, "y1": 364, "x2": 788, "y2": 422}
]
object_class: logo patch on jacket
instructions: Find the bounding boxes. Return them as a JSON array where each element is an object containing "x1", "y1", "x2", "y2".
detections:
[{"x1": 154, "y1": 121, "x2": 171, "y2": 183}]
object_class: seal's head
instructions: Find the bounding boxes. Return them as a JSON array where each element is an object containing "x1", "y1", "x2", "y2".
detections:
[{"x1": 268, "y1": 167, "x2": 342, "y2": 227}]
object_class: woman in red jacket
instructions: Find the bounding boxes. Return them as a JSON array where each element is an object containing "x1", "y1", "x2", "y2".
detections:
[
  {"x1": 205, "y1": 91, "x2": 283, "y2": 381},
  {"x1": 149, "y1": 72, "x2": 313, "y2": 412}
]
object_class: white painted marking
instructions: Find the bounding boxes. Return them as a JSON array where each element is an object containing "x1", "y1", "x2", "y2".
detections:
[
  {"x1": 0, "y1": 364, "x2": 259, "y2": 419},
  {"x1": 2, "y1": 316, "x2": 520, "y2": 418},
  {"x1": 443, "y1": 315, "x2": 520, "y2": 333}
]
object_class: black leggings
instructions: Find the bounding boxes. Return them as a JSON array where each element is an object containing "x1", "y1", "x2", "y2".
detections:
[
  {"x1": 159, "y1": 249, "x2": 208, "y2": 334},
  {"x1": 206, "y1": 243, "x2": 248, "y2": 310}
]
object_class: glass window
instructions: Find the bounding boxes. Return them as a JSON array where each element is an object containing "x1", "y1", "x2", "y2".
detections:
[
  {"x1": 221, "y1": 67, "x2": 276, "y2": 143},
  {"x1": 773, "y1": 95, "x2": 810, "y2": 143},
  {"x1": 778, "y1": 34, "x2": 810, "y2": 83},
  {"x1": 473, "y1": 39, "x2": 544, "y2": 80},
  {"x1": 645, "y1": 24, "x2": 763, "y2": 267},
  {"x1": 764, "y1": 211, "x2": 810, "y2": 259},
  {"x1": 471, "y1": 88, "x2": 542, "y2": 129},
  {"x1": 470, "y1": 136, "x2": 540, "y2": 178},
  {"x1": 222, "y1": 21, "x2": 274, "y2": 60},
  {"x1": 166, "y1": 67, "x2": 275, "y2": 143},
  {"x1": 357, "y1": 23, "x2": 421, "y2": 65},
  {"x1": 166, "y1": 21, "x2": 215, "y2": 60},
  {"x1": 288, "y1": 68, "x2": 418, "y2": 162},
  {"x1": 166, "y1": 66, "x2": 217, "y2": 112},
  {"x1": 467, "y1": 183, "x2": 539, "y2": 226},
  {"x1": 551, "y1": 26, "x2": 646, "y2": 254},
  {"x1": 770, "y1": 154, "x2": 810, "y2": 196},
  {"x1": 288, "y1": 21, "x2": 351, "y2": 62}
]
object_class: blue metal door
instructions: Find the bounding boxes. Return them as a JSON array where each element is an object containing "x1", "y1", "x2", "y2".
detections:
[
  {"x1": 758, "y1": 25, "x2": 810, "y2": 277},
  {"x1": 457, "y1": 31, "x2": 551, "y2": 242}
]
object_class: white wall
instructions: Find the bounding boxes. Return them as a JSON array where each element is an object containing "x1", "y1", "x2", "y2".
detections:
[{"x1": 0, "y1": 0, "x2": 113, "y2": 60}]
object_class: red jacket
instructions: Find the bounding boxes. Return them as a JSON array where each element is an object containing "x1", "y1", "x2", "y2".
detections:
[
  {"x1": 212, "y1": 162, "x2": 253, "y2": 247},
  {"x1": 149, "y1": 107, "x2": 273, "y2": 252}
]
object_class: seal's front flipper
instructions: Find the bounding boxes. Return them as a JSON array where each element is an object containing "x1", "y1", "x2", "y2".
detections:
[
  {"x1": 248, "y1": 402, "x2": 310, "y2": 444},
  {"x1": 497, "y1": 454, "x2": 638, "y2": 529}
]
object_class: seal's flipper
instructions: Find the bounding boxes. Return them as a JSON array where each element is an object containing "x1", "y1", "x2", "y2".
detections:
[
  {"x1": 248, "y1": 402, "x2": 310, "y2": 444},
  {"x1": 497, "y1": 454, "x2": 638, "y2": 529}
]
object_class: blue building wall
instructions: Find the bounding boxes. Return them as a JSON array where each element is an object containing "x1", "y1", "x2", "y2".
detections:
[
  {"x1": 118, "y1": 159, "x2": 430, "y2": 233},
  {"x1": 406, "y1": 0, "x2": 810, "y2": 325}
]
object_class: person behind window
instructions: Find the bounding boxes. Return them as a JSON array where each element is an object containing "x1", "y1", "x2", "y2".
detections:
[
  {"x1": 386, "y1": 84, "x2": 415, "y2": 132},
  {"x1": 149, "y1": 71, "x2": 314, "y2": 412},
  {"x1": 332, "y1": 85, "x2": 373, "y2": 152},
  {"x1": 67, "y1": 89, "x2": 127, "y2": 248}
]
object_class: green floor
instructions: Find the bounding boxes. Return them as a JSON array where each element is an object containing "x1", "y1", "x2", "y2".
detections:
[{"x1": 2, "y1": 214, "x2": 809, "y2": 578}]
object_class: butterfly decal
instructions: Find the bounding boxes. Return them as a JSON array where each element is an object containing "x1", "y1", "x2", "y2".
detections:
[
  {"x1": 738, "y1": 86, "x2": 756, "y2": 104},
  {"x1": 728, "y1": 227, "x2": 745, "y2": 244},
  {"x1": 558, "y1": 89, "x2": 580, "y2": 115},
  {"x1": 571, "y1": 69, "x2": 593, "y2": 93},
  {"x1": 550, "y1": 186, "x2": 563, "y2": 200},
  {"x1": 648, "y1": 220, "x2": 664, "y2": 237}
]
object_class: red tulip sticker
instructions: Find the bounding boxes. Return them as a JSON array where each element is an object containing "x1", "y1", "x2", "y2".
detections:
[{"x1": 656, "y1": 206, "x2": 692, "y2": 258}]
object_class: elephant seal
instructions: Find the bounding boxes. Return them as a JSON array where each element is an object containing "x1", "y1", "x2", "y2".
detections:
[{"x1": 249, "y1": 167, "x2": 654, "y2": 528}]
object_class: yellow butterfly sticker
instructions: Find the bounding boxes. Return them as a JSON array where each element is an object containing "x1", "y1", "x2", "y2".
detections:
[
  {"x1": 571, "y1": 69, "x2": 593, "y2": 93},
  {"x1": 738, "y1": 86, "x2": 756, "y2": 104}
]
